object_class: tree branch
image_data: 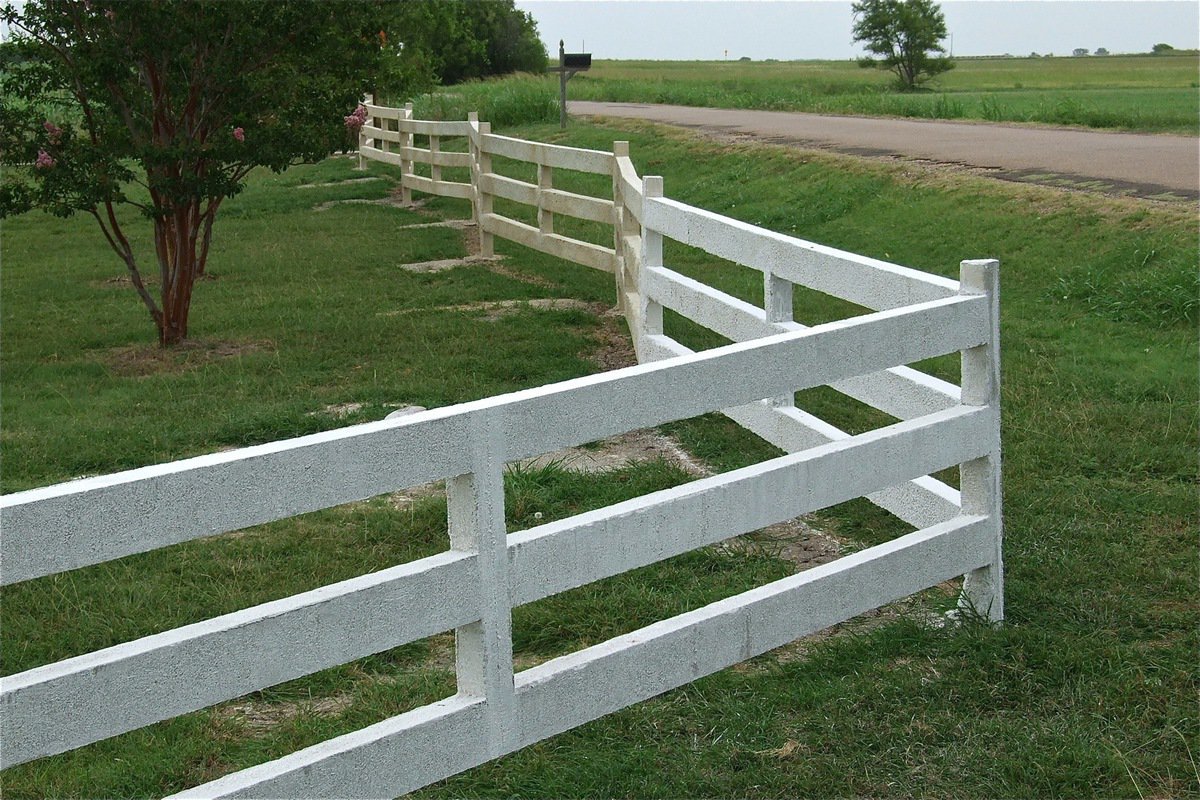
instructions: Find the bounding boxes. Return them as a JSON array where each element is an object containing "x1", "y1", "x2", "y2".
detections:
[{"x1": 91, "y1": 205, "x2": 161, "y2": 323}]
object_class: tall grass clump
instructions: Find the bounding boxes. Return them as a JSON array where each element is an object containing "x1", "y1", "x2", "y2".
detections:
[
  {"x1": 1056, "y1": 242, "x2": 1200, "y2": 328},
  {"x1": 412, "y1": 74, "x2": 558, "y2": 128}
]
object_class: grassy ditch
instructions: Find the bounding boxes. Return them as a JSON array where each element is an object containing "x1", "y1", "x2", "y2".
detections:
[{"x1": 1, "y1": 120, "x2": 1197, "y2": 798}]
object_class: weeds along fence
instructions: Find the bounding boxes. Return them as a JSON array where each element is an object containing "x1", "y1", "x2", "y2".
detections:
[{"x1": 0, "y1": 103, "x2": 1003, "y2": 798}]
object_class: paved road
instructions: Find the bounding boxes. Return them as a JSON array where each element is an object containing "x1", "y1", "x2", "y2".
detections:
[{"x1": 569, "y1": 101, "x2": 1200, "y2": 200}]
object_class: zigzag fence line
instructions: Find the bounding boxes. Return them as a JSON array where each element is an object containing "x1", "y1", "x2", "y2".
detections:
[{"x1": 0, "y1": 102, "x2": 1003, "y2": 798}]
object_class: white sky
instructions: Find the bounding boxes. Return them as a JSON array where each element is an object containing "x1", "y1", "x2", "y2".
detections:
[{"x1": 516, "y1": 1, "x2": 1200, "y2": 60}]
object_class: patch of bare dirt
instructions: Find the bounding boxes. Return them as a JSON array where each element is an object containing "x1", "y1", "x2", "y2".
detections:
[
  {"x1": 461, "y1": 216, "x2": 482, "y2": 256},
  {"x1": 722, "y1": 517, "x2": 840, "y2": 571},
  {"x1": 520, "y1": 428, "x2": 710, "y2": 476},
  {"x1": 481, "y1": 260, "x2": 560, "y2": 289},
  {"x1": 385, "y1": 426, "x2": 706, "y2": 512},
  {"x1": 313, "y1": 194, "x2": 416, "y2": 212},
  {"x1": 587, "y1": 306, "x2": 639, "y2": 371},
  {"x1": 386, "y1": 479, "x2": 446, "y2": 512},
  {"x1": 92, "y1": 274, "x2": 158, "y2": 288},
  {"x1": 308, "y1": 402, "x2": 366, "y2": 420},
  {"x1": 396, "y1": 219, "x2": 476, "y2": 232},
  {"x1": 99, "y1": 338, "x2": 273, "y2": 377},
  {"x1": 215, "y1": 694, "x2": 353, "y2": 736},
  {"x1": 397, "y1": 255, "x2": 503, "y2": 274},
  {"x1": 380, "y1": 298, "x2": 595, "y2": 320},
  {"x1": 295, "y1": 177, "x2": 384, "y2": 189}
]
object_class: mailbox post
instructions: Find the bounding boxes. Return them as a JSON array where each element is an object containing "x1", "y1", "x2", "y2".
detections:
[{"x1": 548, "y1": 40, "x2": 591, "y2": 130}]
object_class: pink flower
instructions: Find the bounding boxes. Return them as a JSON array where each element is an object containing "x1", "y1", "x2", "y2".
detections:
[
  {"x1": 232, "y1": 127, "x2": 245, "y2": 142},
  {"x1": 43, "y1": 120, "x2": 62, "y2": 145},
  {"x1": 104, "y1": 8, "x2": 114, "y2": 19},
  {"x1": 35, "y1": 150, "x2": 56, "y2": 169},
  {"x1": 344, "y1": 103, "x2": 368, "y2": 132}
]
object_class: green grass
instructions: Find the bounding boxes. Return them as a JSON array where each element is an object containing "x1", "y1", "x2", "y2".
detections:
[
  {"x1": 406, "y1": 73, "x2": 561, "y2": 128},
  {"x1": 469, "y1": 54, "x2": 1200, "y2": 134},
  {"x1": 2, "y1": 117, "x2": 1197, "y2": 798}
]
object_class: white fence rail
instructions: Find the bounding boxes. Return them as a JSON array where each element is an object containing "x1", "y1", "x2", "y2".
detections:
[{"x1": 0, "y1": 105, "x2": 1003, "y2": 798}]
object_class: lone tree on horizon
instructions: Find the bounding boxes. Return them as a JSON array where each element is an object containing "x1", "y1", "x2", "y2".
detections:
[
  {"x1": 851, "y1": 0, "x2": 954, "y2": 91},
  {"x1": 0, "y1": 0, "x2": 389, "y2": 346}
]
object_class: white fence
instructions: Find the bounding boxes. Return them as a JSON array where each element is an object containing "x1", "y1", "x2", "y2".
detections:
[{"x1": 0, "y1": 104, "x2": 1002, "y2": 798}]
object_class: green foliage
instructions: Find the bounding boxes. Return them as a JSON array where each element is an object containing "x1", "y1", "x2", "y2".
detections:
[
  {"x1": 852, "y1": 0, "x2": 954, "y2": 90},
  {"x1": 0, "y1": 0, "x2": 390, "y2": 344},
  {"x1": 1151, "y1": 42, "x2": 1175, "y2": 54},
  {"x1": 376, "y1": 0, "x2": 547, "y2": 100}
]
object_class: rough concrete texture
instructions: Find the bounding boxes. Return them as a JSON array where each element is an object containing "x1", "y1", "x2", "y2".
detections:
[{"x1": 8, "y1": 117, "x2": 1001, "y2": 793}]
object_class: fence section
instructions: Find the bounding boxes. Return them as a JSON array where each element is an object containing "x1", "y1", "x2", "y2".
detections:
[{"x1": 0, "y1": 106, "x2": 1003, "y2": 798}]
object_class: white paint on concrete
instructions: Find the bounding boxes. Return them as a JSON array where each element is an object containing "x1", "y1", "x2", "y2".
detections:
[{"x1": 4, "y1": 108, "x2": 1003, "y2": 799}]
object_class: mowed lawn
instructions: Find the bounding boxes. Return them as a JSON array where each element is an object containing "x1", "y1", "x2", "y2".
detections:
[{"x1": 1, "y1": 117, "x2": 1196, "y2": 798}]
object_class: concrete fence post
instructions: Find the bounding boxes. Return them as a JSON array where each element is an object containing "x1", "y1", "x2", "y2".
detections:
[
  {"x1": 380, "y1": 108, "x2": 392, "y2": 164},
  {"x1": 639, "y1": 176, "x2": 665, "y2": 343},
  {"x1": 764, "y1": 270, "x2": 795, "y2": 408},
  {"x1": 446, "y1": 419, "x2": 515, "y2": 757},
  {"x1": 477, "y1": 121, "x2": 494, "y2": 258},
  {"x1": 537, "y1": 164, "x2": 554, "y2": 236},
  {"x1": 957, "y1": 258, "x2": 1004, "y2": 623},
  {"x1": 467, "y1": 111, "x2": 481, "y2": 226},
  {"x1": 611, "y1": 142, "x2": 629, "y2": 310},
  {"x1": 401, "y1": 103, "x2": 414, "y2": 204},
  {"x1": 430, "y1": 134, "x2": 442, "y2": 187}
]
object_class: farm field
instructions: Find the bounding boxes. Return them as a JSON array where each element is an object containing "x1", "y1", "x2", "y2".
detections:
[
  {"x1": 1, "y1": 114, "x2": 1197, "y2": 798},
  {"x1": 555, "y1": 54, "x2": 1200, "y2": 134}
]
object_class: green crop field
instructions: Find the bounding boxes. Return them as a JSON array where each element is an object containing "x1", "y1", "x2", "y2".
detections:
[
  {"x1": 1, "y1": 111, "x2": 1196, "y2": 797},
  {"x1": 557, "y1": 54, "x2": 1200, "y2": 134}
]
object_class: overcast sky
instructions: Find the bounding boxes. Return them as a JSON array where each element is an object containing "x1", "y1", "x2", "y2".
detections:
[{"x1": 516, "y1": 1, "x2": 1200, "y2": 60}]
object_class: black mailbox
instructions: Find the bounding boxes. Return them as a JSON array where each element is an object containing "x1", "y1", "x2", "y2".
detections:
[{"x1": 563, "y1": 53, "x2": 592, "y2": 70}]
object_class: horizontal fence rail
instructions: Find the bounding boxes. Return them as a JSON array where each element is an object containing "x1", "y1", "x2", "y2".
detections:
[{"x1": 1, "y1": 105, "x2": 1003, "y2": 798}]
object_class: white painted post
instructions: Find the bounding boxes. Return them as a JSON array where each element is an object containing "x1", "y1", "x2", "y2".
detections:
[
  {"x1": 764, "y1": 271, "x2": 795, "y2": 408},
  {"x1": 430, "y1": 134, "x2": 442, "y2": 187},
  {"x1": 537, "y1": 164, "x2": 554, "y2": 237},
  {"x1": 639, "y1": 176, "x2": 665, "y2": 342},
  {"x1": 467, "y1": 111, "x2": 481, "y2": 228},
  {"x1": 477, "y1": 122, "x2": 495, "y2": 258},
  {"x1": 612, "y1": 142, "x2": 629, "y2": 310},
  {"x1": 446, "y1": 425, "x2": 515, "y2": 757},
  {"x1": 957, "y1": 258, "x2": 1003, "y2": 623},
  {"x1": 381, "y1": 109, "x2": 392, "y2": 164},
  {"x1": 401, "y1": 103, "x2": 414, "y2": 205}
]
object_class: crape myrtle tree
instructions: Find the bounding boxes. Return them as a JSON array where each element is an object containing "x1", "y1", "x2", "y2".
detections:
[
  {"x1": 0, "y1": 0, "x2": 391, "y2": 346},
  {"x1": 851, "y1": 0, "x2": 953, "y2": 91}
]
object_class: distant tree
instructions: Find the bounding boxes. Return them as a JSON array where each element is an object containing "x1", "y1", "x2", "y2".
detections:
[
  {"x1": 851, "y1": 0, "x2": 954, "y2": 91},
  {"x1": 1029, "y1": 52, "x2": 1040, "y2": 58},
  {"x1": 1151, "y1": 43, "x2": 1175, "y2": 54},
  {"x1": 1095, "y1": 47, "x2": 1109, "y2": 56},
  {"x1": 383, "y1": 0, "x2": 546, "y2": 92},
  {"x1": 1073, "y1": 48, "x2": 1089, "y2": 56},
  {"x1": 0, "y1": 0, "x2": 390, "y2": 346}
]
